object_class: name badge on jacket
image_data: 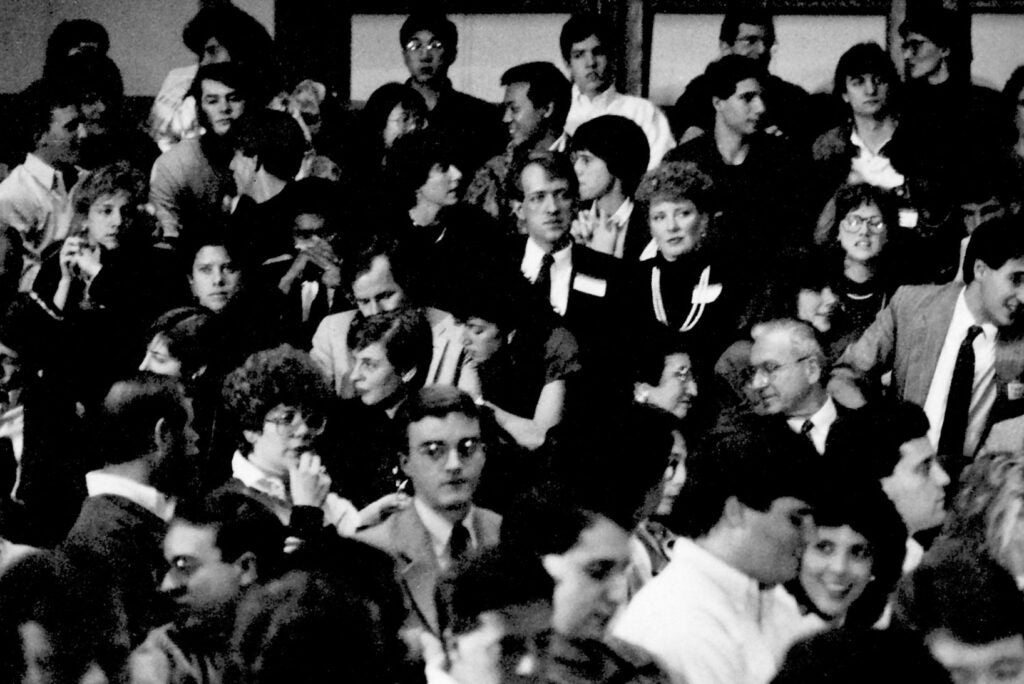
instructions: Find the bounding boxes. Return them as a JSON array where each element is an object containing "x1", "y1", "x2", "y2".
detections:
[
  {"x1": 692, "y1": 282, "x2": 722, "y2": 304},
  {"x1": 573, "y1": 274, "x2": 607, "y2": 298}
]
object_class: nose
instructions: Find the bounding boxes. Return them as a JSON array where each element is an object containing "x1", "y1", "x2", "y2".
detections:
[
  {"x1": 826, "y1": 549, "x2": 850, "y2": 575},
  {"x1": 351, "y1": 364, "x2": 365, "y2": 383},
  {"x1": 109, "y1": 207, "x2": 122, "y2": 227},
  {"x1": 449, "y1": 165, "x2": 462, "y2": 183},
  {"x1": 444, "y1": 447, "x2": 462, "y2": 471},
  {"x1": 752, "y1": 96, "x2": 766, "y2": 116},
  {"x1": 932, "y1": 462, "x2": 951, "y2": 487},
  {"x1": 503, "y1": 108, "x2": 513, "y2": 124},
  {"x1": 540, "y1": 193, "x2": 557, "y2": 213},
  {"x1": 748, "y1": 367, "x2": 768, "y2": 389},
  {"x1": 606, "y1": 573, "x2": 628, "y2": 607},
  {"x1": 211, "y1": 266, "x2": 226, "y2": 286},
  {"x1": 573, "y1": 157, "x2": 586, "y2": 177},
  {"x1": 159, "y1": 571, "x2": 178, "y2": 594},
  {"x1": 686, "y1": 378, "x2": 699, "y2": 397},
  {"x1": 864, "y1": 78, "x2": 878, "y2": 95},
  {"x1": 364, "y1": 300, "x2": 380, "y2": 316},
  {"x1": 139, "y1": 354, "x2": 152, "y2": 373}
]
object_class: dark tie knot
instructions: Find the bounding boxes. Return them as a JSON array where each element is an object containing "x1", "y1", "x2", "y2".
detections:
[
  {"x1": 449, "y1": 523, "x2": 471, "y2": 561},
  {"x1": 965, "y1": 326, "x2": 983, "y2": 345}
]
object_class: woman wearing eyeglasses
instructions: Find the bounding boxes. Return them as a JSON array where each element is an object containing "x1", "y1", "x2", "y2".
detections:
[
  {"x1": 221, "y1": 345, "x2": 408, "y2": 542},
  {"x1": 824, "y1": 182, "x2": 912, "y2": 354}
]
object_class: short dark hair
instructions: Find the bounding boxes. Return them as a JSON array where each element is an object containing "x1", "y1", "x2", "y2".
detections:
[
  {"x1": 222, "y1": 345, "x2": 331, "y2": 446},
  {"x1": 500, "y1": 62, "x2": 571, "y2": 133},
  {"x1": 559, "y1": 14, "x2": 612, "y2": 63},
  {"x1": 341, "y1": 233, "x2": 411, "y2": 293},
  {"x1": 45, "y1": 20, "x2": 110, "y2": 77},
  {"x1": 173, "y1": 490, "x2": 285, "y2": 578},
  {"x1": 673, "y1": 415, "x2": 820, "y2": 538},
  {"x1": 828, "y1": 401, "x2": 931, "y2": 482},
  {"x1": 635, "y1": 160, "x2": 716, "y2": 218},
  {"x1": 98, "y1": 374, "x2": 190, "y2": 465},
  {"x1": 393, "y1": 386, "x2": 482, "y2": 449},
  {"x1": 385, "y1": 130, "x2": 459, "y2": 210},
  {"x1": 234, "y1": 109, "x2": 306, "y2": 181},
  {"x1": 1004, "y1": 65, "x2": 1024, "y2": 122},
  {"x1": 145, "y1": 306, "x2": 217, "y2": 380},
  {"x1": 19, "y1": 76, "x2": 80, "y2": 151},
  {"x1": 892, "y1": 548, "x2": 1024, "y2": 645},
  {"x1": 963, "y1": 213, "x2": 1024, "y2": 284},
  {"x1": 181, "y1": 225, "x2": 253, "y2": 277},
  {"x1": 400, "y1": 12, "x2": 458, "y2": 51},
  {"x1": 362, "y1": 82, "x2": 427, "y2": 142},
  {"x1": 719, "y1": 7, "x2": 775, "y2": 47},
  {"x1": 833, "y1": 42, "x2": 899, "y2": 100},
  {"x1": 346, "y1": 308, "x2": 432, "y2": 389},
  {"x1": 438, "y1": 548, "x2": 553, "y2": 637},
  {"x1": 774, "y1": 629, "x2": 953, "y2": 684},
  {"x1": 187, "y1": 62, "x2": 253, "y2": 110},
  {"x1": 898, "y1": 5, "x2": 959, "y2": 49},
  {"x1": 704, "y1": 54, "x2": 764, "y2": 101},
  {"x1": 507, "y1": 149, "x2": 578, "y2": 203},
  {"x1": 570, "y1": 115, "x2": 650, "y2": 196},
  {"x1": 283, "y1": 177, "x2": 342, "y2": 228},
  {"x1": 182, "y1": 4, "x2": 274, "y2": 61}
]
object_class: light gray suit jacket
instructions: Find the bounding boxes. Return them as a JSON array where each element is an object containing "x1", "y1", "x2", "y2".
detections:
[
  {"x1": 839, "y1": 283, "x2": 1024, "y2": 453},
  {"x1": 355, "y1": 504, "x2": 502, "y2": 635}
]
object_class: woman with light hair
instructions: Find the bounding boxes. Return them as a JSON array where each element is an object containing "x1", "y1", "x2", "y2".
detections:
[{"x1": 929, "y1": 450, "x2": 1024, "y2": 587}]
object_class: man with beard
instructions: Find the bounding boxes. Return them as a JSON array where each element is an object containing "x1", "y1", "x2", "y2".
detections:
[
  {"x1": 150, "y1": 62, "x2": 249, "y2": 245},
  {"x1": 62, "y1": 374, "x2": 201, "y2": 648},
  {"x1": 836, "y1": 216, "x2": 1024, "y2": 484},
  {"x1": 128, "y1": 490, "x2": 284, "y2": 683}
]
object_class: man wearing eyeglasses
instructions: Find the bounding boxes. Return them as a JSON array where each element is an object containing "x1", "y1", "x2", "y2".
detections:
[
  {"x1": 357, "y1": 385, "x2": 501, "y2": 639},
  {"x1": 835, "y1": 216, "x2": 1024, "y2": 485},
  {"x1": 747, "y1": 319, "x2": 854, "y2": 457},
  {"x1": 399, "y1": 12, "x2": 504, "y2": 174}
]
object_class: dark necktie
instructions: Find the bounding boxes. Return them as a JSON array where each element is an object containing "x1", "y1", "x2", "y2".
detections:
[
  {"x1": 448, "y1": 523, "x2": 471, "y2": 564},
  {"x1": 534, "y1": 252, "x2": 555, "y2": 300},
  {"x1": 800, "y1": 419, "x2": 814, "y2": 441},
  {"x1": 938, "y1": 325, "x2": 983, "y2": 472}
]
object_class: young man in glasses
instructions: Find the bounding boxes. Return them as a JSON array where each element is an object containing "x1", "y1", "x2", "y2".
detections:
[
  {"x1": 399, "y1": 12, "x2": 504, "y2": 173},
  {"x1": 357, "y1": 385, "x2": 501, "y2": 640}
]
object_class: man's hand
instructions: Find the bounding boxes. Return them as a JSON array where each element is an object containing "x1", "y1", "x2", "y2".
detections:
[
  {"x1": 288, "y1": 452, "x2": 331, "y2": 507},
  {"x1": 571, "y1": 206, "x2": 619, "y2": 255},
  {"x1": 278, "y1": 251, "x2": 313, "y2": 294},
  {"x1": 358, "y1": 492, "x2": 411, "y2": 527},
  {"x1": 303, "y1": 237, "x2": 341, "y2": 288}
]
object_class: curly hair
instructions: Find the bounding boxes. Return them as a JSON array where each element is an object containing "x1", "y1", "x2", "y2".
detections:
[
  {"x1": 347, "y1": 308, "x2": 432, "y2": 389},
  {"x1": 942, "y1": 450, "x2": 1024, "y2": 577},
  {"x1": 634, "y1": 161, "x2": 716, "y2": 218},
  {"x1": 824, "y1": 182, "x2": 900, "y2": 255},
  {"x1": 221, "y1": 345, "x2": 331, "y2": 446},
  {"x1": 73, "y1": 161, "x2": 148, "y2": 220},
  {"x1": 384, "y1": 130, "x2": 460, "y2": 210}
]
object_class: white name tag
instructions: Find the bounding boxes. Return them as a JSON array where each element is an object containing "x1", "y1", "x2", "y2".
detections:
[
  {"x1": 692, "y1": 282, "x2": 722, "y2": 304},
  {"x1": 1008, "y1": 381, "x2": 1024, "y2": 402},
  {"x1": 573, "y1": 274, "x2": 607, "y2": 297}
]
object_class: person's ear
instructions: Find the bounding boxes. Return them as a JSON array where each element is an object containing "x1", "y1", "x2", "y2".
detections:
[
  {"x1": 723, "y1": 495, "x2": 745, "y2": 527},
  {"x1": 973, "y1": 259, "x2": 988, "y2": 283},
  {"x1": 513, "y1": 198, "x2": 525, "y2": 222},
  {"x1": 236, "y1": 551, "x2": 259, "y2": 587},
  {"x1": 712, "y1": 95, "x2": 724, "y2": 113},
  {"x1": 719, "y1": 41, "x2": 732, "y2": 56},
  {"x1": 399, "y1": 450, "x2": 411, "y2": 475},
  {"x1": 401, "y1": 367, "x2": 417, "y2": 385},
  {"x1": 154, "y1": 417, "x2": 173, "y2": 452},
  {"x1": 243, "y1": 429, "x2": 261, "y2": 447},
  {"x1": 805, "y1": 357, "x2": 822, "y2": 385},
  {"x1": 538, "y1": 100, "x2": 555, "y2": 121}
]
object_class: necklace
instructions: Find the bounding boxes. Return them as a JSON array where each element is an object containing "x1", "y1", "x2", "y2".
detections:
[{"x1": 651, "y1": 264, "x2": 713, "y2": 333}]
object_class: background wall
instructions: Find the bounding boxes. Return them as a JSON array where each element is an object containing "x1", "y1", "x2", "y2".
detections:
[
  {"x1": 0, "y1": 0, "x2": 273, "y2": 95},
  {"x1": 0, "y1": 6, "x2": 1021, "y2": 99}
]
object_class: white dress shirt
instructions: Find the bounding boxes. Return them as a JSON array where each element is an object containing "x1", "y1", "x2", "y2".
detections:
[
  {"x1": 85, "y1": 471, "x2": 175, "y2": 522},
  {"x1": 564, "y1": 85, "x2": 675, "y2": 169},
  {"x1": 0, "y1": 153, "x2": 74, "y2": 283},
  {"x1": 231, "y1": 451, "x2": 359, "y2": 536},
  {"x1": 613, "y1": 537, "x2": 807, "y2": 684},
  {"x1": 521, "y1": 238, "x2": 572, "y2": 315},
  {"x1": 413, "y1": 497, "x2": 477, "y2": 571},
  {"x1": 922, "y1": 289, "x2": 997, "y2": 457},
  {"x1": 786, "y1": 396, "x2": 838, "y2": 455},
  {"x1": 848, "y1": 129, "x2": 905, "y2": 189}
]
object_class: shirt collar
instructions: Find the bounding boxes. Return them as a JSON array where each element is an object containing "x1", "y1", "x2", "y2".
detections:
[
  {"x1": 525, "y1": 236, "x2": 572, "y2": 264},
  {"x1": 413, "y1": 496, "x2": 476, "y2": 560},
  {"x1": 23, "y1": 154, "x2": 62, "y2": 193},
  {"x1": 787, "y1": 395, "x2": 837, "y2": 433},
  {"x1": 85, "y1": 471, "x2": 175, "y2": 521},
  {"x1": 571, "y1": 82, "x2": 616, "y2": 106},
  {"x1": 231, "y1": 451, "x2": 288, "y2": 501},
  {"x1": 608, "y1": 198, "x2": 634, "y2": 228},
  {"x1": 953, "y1": 287, "x2": 998, "y2": 341},
  {"x1": 672, "y1": 537, "x2": 775, "y2": 617}
]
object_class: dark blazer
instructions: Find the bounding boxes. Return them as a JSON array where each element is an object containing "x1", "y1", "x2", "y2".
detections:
[
  {"x1": 355, "y1": 504, "x2": 501, "y2": 636},
  {"x1": 62, "y1": 495, "x2": 168, "y2": 647}
]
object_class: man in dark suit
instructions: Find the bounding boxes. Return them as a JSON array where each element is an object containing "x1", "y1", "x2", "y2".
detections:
[
  {"x1": 356, "y1": 386, "x2": 501, "y2": 638},
  {"x1": 748, "y1": 318, "x2": 855, "y2": 455},
  {"x1": 837, "y1": 216, "x2": 1024, "y2": 480},
  {"x1": 508, "y1": 150, "x2": 624, "y2": 387},
  {"x1": 62, "y1": 374, "x2": 200, "y2": 649}
]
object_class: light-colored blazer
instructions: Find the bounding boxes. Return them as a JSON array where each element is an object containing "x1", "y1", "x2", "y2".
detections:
[
  {"x1": 310, "y1": 307, "x2": 466, "y2": 397},
  {"x1": 840, "y1": 283, "x2": 1024, "y2": 449},
  {"x1": 356, "y1": 504, "x2": 501, "y2": 635}
]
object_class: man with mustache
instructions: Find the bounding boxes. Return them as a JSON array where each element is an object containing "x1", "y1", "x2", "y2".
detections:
[{"x1": 835, "y1": 216, "x2": 1024, "y2": 486}]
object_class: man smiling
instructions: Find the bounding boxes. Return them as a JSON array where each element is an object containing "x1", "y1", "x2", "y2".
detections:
[{"x1": 836, "y1": 216, "x2": 1024, "y2": 482}]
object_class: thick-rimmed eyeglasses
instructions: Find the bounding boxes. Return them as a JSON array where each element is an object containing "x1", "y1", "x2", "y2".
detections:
[
  {"x1": 404, "y1": 39, "x2": 445, "y2": 54},
  {"x1": 264, "y1": 406, "x2": 326, "y2": 436},
  {"x1": 745, "y1": 356, "x2": 811, "y2": 384},
  {"x1": 840, "y1": 215, "x2": 886, "y2": 234}
]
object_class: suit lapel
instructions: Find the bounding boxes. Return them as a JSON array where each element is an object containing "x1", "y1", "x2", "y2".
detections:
[
  {"x1": 392, "y1": 507, "x2": 443, "y2": 635},
  {"x1": 909, "y1": 285, "x2": 960, "y2": 401}
]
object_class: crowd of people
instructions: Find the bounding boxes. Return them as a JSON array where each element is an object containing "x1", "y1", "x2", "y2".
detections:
[{"x1": 1, "y1": 2, "x2": 1024, "y2": 682}]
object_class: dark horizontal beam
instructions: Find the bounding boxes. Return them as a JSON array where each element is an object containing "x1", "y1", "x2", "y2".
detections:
[{"x1": 346, "y1": 0, "x2": 1024, "y2": 12}]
